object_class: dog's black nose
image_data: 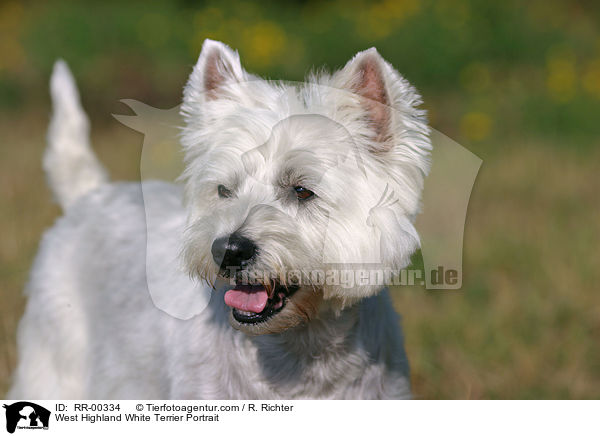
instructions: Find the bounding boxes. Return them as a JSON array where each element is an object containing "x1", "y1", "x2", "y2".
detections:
[{"x1": 211, "y1": 233, "x2": 257, "y2": 270}]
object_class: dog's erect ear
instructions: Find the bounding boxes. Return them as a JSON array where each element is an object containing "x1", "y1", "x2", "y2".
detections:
[
  {"x1": 183, "y1": 39, "x2": 247, "y2": 106},
  {"x1": 346, "y1": 49, "x2": 391, "y2": 145},
  {"x1": 335, "y1": 48, "x2": 426, "y2": 154}
]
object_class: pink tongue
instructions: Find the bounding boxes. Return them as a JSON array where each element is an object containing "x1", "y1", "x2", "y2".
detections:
[{"x1": 224, "y1": 286, "x2": 268, "y2": 313}]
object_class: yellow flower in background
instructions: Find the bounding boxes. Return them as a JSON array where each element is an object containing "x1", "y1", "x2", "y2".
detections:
[
  {"x1": 460, "y1": 112, "x2": 492, "y2": 141},
  {"x1": 189, "y1": 8, "x2": 292, "y2": 71},
  {"x1": 545, "y1": 46, "x2": 577, "y2": 102},
  {"x1": 356, "y1": 0, "x2": 420, "y2": 40},
  {"x1": 242, "y1": 21, "x2": 287, "y2": 68},
  {"x1": 582, "y1": 59, "x2": 600, "y2": 99}
]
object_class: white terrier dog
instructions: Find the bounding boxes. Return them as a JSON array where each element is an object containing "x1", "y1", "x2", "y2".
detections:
[{"x1": 8, "y1": 40, "x2": 430, "y2": 399}]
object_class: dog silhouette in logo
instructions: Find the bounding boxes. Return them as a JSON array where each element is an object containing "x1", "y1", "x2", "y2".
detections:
[{"x1": 3, "y1": 402, "x2": 50, "y2": 434}]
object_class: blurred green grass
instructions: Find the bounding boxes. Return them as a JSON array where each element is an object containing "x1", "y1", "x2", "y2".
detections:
[{"x1": 1, "y1": 0, "x2": 599, "y2": 398}]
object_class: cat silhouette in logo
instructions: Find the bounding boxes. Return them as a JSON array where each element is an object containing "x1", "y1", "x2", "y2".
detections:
[{"x1": 3, "y1": 402, "x2": 50, "y2": 434}]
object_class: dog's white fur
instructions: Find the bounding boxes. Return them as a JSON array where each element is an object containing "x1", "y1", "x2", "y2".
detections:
[{"x1": 8, "y1": 40, "x2": 430, "y2": 399}]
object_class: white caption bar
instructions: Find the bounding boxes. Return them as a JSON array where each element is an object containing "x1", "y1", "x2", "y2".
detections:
[{"x1": 1, "y1": 400, "x2": 598, "y2": 436}]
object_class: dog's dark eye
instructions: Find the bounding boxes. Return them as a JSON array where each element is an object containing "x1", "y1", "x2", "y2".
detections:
[
  {"x1": 218, "y1": 185, "x2": 232, "y2": 198},
  {"x1": 294, "y1": 186, "x2": 314, "y2": 200}
]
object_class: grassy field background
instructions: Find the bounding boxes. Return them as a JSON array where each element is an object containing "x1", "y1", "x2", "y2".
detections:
[{"x1": 1, "y1": 0, "x2": 599, "y2": 398}]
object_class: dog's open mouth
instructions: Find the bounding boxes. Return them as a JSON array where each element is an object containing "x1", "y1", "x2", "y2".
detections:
[{"x1": 224, "y1": 281, "x2": 299, "y2": 324}]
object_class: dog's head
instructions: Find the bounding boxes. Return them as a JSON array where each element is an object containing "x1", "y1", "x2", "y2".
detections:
[{"x1": 180, "y1": 40, "x2": 430, "y2": 334}]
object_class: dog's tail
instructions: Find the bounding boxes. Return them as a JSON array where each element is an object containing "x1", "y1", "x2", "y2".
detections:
[{"x1": 44, "y1": 60, "x2": 108, "y2": 210}]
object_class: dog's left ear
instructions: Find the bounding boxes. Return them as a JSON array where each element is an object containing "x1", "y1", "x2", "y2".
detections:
[
  {"x1": 182, "y1": 39, "x2": 248, "y2": 110},
  {"x1": 335, "y1": 48, "x2": 427, "y2": 154}
]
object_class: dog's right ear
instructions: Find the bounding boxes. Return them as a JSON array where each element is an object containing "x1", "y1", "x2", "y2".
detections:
[{"x1": 182, "y1": 39, "x2": 248, "y2": 109}]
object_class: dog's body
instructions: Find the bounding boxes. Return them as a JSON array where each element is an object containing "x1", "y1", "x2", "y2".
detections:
[{"x1": 8, "y1": 41, "x2": 430, "y2": 399}]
